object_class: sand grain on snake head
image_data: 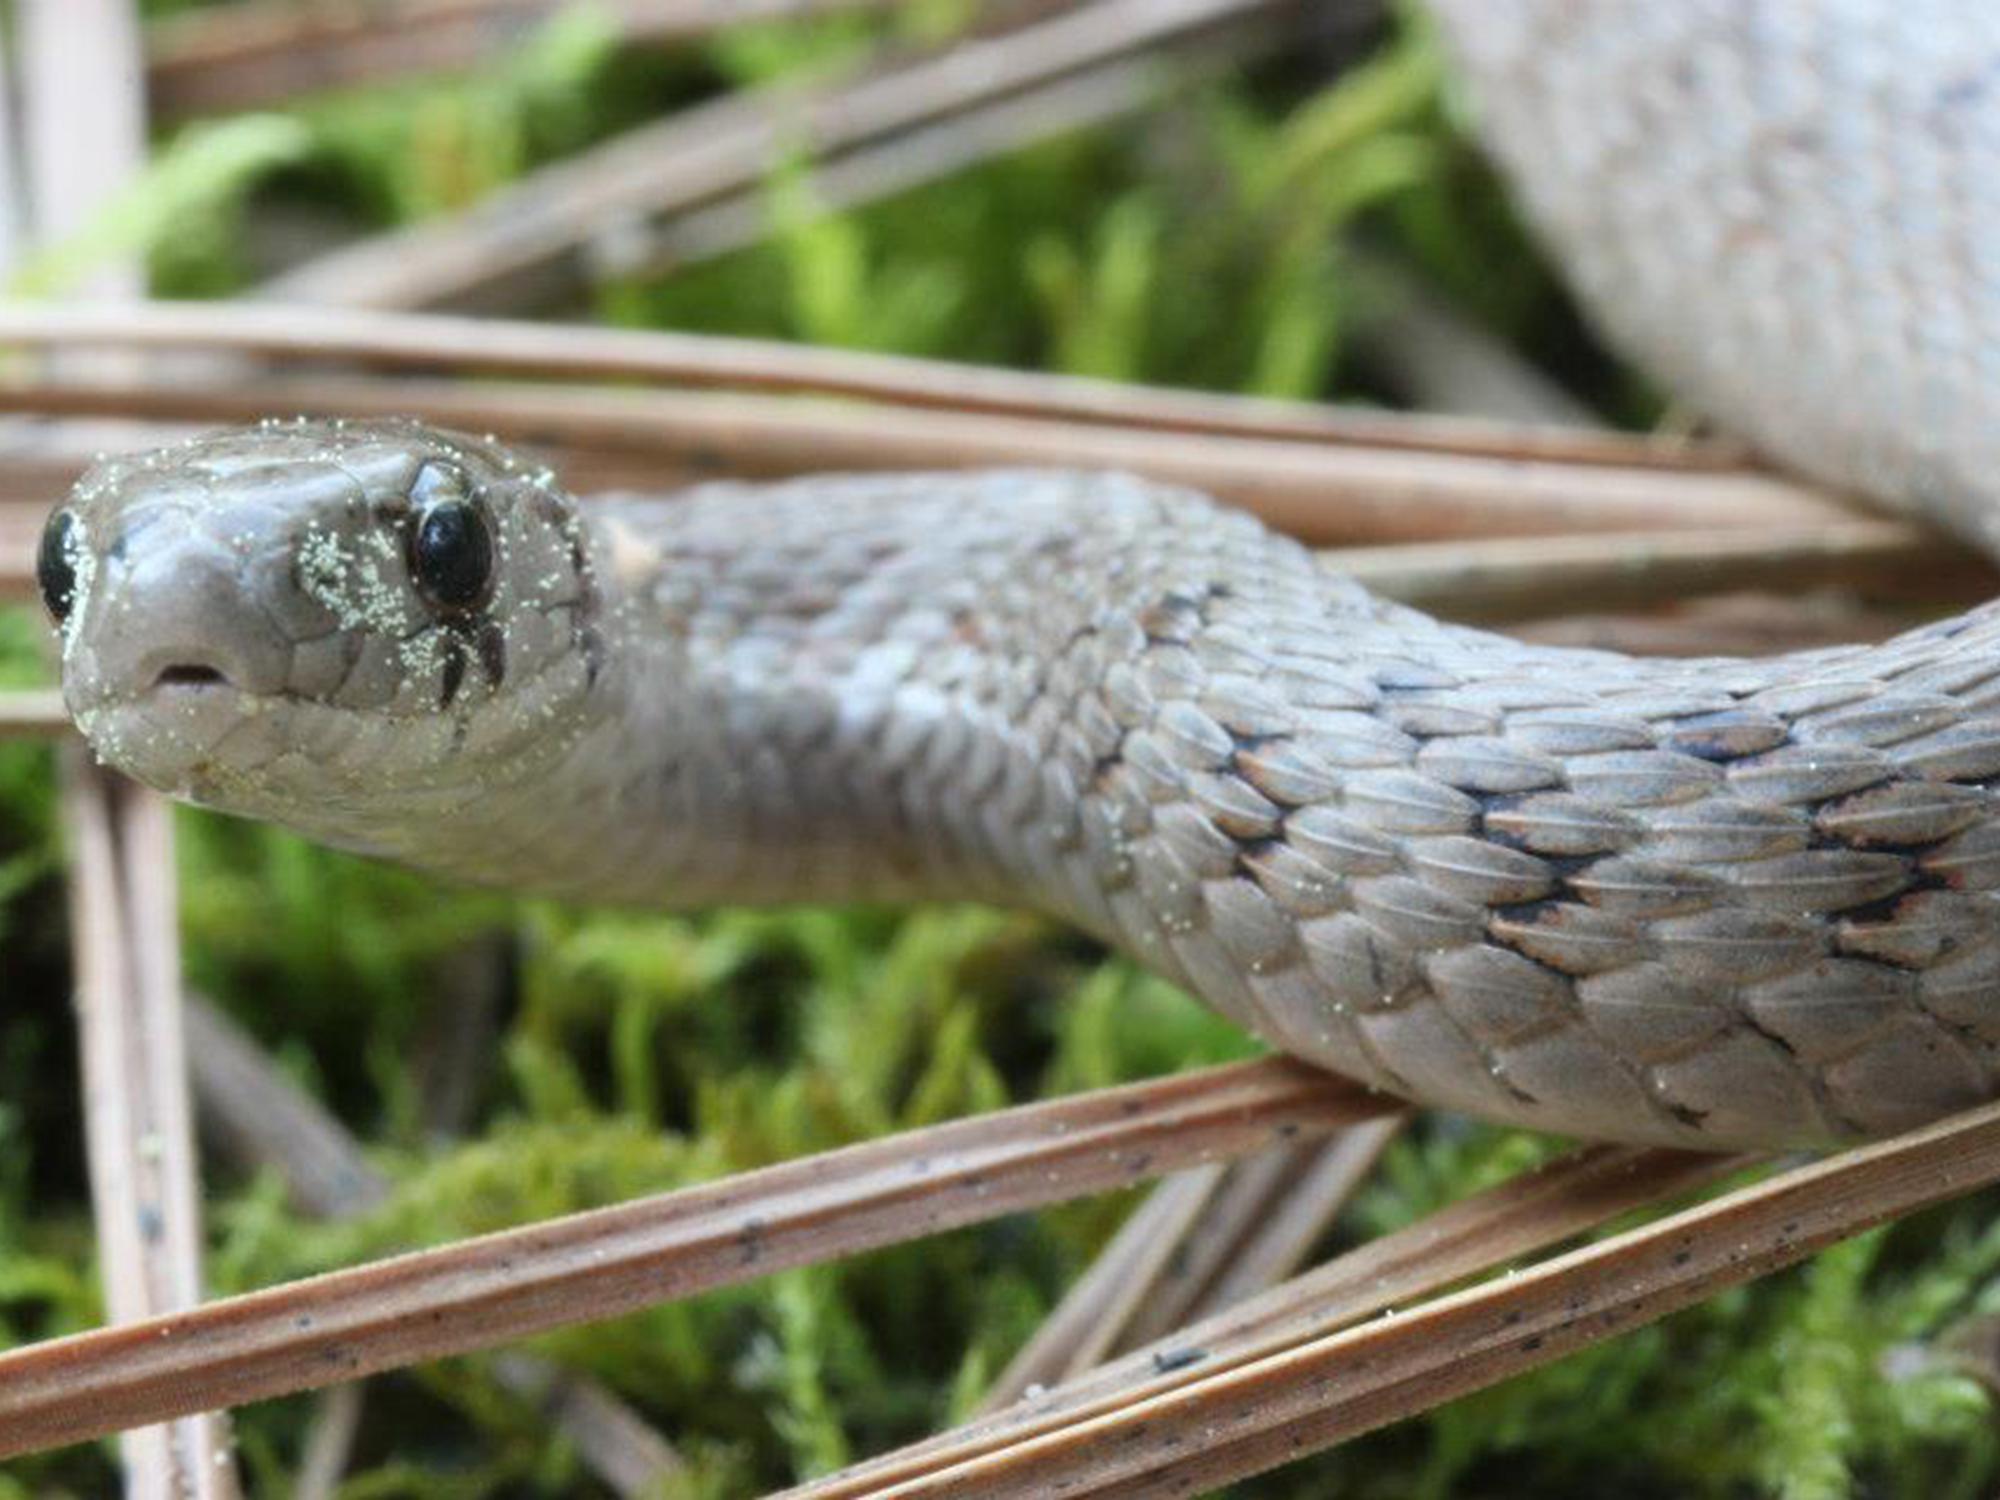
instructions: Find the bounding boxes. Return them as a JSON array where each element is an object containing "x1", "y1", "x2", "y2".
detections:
[{"x1": 42, "y1": 3, "x2": 2000, "y2": 1151}]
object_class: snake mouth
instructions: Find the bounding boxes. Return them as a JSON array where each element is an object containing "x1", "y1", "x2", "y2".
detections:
[
  {"x1": 151, "y1": 663, "x2": 232, "y2": 691},
  {"x1": 67, "y1": 668, "x2": 268, "y2": 801}
]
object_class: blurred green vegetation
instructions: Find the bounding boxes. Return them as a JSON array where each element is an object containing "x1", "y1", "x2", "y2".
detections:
[{"x1": 0, "y1": 2, "x2": 1993, "y2": 1496}]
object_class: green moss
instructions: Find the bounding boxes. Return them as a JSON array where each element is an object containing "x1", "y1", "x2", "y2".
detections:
[{"x1": 3, "y1": 6, "x2": 1994, "y2": 1497}]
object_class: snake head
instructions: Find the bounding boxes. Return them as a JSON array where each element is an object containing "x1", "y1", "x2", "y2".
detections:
[{"x1": 45, "y1": 418, "x2": 608, "y2": 851}]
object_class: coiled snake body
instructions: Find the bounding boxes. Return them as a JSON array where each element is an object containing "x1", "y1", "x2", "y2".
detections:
[{"x1": 43, "y1": 3, "x2": 2000, "y2": 1150}]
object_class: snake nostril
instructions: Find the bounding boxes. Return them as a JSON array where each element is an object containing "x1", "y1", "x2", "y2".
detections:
[{"x1": 152, "y1": 663, "x2": 232, "y2": 690}]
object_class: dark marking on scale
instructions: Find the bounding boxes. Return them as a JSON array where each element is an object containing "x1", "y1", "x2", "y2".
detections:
[
  {"x1": 477, "y1": 619, "x2": 507, "y2": 687},
  {"x1": 440, "y1": 638, "x2": 468, "y2": 710}
]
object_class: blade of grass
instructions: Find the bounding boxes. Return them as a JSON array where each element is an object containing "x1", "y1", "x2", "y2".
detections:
[{"x1": 0, "y1": 1056, "x2": 1385, "y2": 1457}]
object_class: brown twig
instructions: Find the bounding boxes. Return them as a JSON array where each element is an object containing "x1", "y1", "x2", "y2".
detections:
[
  {"x1": 253, "y1": 0, "x2": 1318, "y2": 309},
  {"x1": 979, "y1": 1163, "x2": 1227, "y2": 1411},
  {"x1": 146, "y1": 0, "x2": 908, "y2": 118},
  {"x1": 1513, "y1": 593, "x2": 1920, "y2": 657},
  {"x1": 0, "y1": 690, "x2": 66, "y2": 738},
  {"x1": 981, "y1": 1121, "x2": 1399, "y2": 1409},
  {"x1": 1349, "y1": 253, "x2": 1600, "y2": 428},
  {"x1": 489, "y1": 1353, "x2": 688, "y2": 1495},
  {"x1": 593, "y1": 40, "x2": 1276, "y2": 285},
  {"x1": 0, "y1": 1057, "x2": 1382, "y2": 1457},
  {"x1": 1328, "y1": 520, "x2": 1979, "y2": 620},
  {"x1": 0, "y1": 299, "x2": 1744, "y2": 464},
  {"x1": 410, "y1": 931, "x2": 512, "y2": 1144},
  {"x1": 293, "y1": 1383, "x2": 366, "y2": 1500},
  {"x1": 0, "y1": 375, "x2": 1865, "y2": 546},
  {"x1": 794, "y1": 1142, "x2": 1734, "y2": 1497},
  {"x1": 1110, "y1": 1135, "x2": 1337, "y2": 1352},
  {"x1": 1176, "y1": 1114, "x2": 1404, "y2": 1322},
  {"x1": 60, "y1": 756, "x2": 234, "y2": 1498},
  {"x1": 810, "y1": 1114, "x2": 2000, "y2": 1499},
  {"x1": 0, "y1": 416, "x2": 207, "y2": 508},
  {"x1": 18, "y1": 0, "x2": 236, "y2": 1479}
]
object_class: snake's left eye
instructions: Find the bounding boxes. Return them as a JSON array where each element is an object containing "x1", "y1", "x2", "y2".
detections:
[
  {"x1": 36, "y1": 509, "x2": 78, "y2": 624},
  {"x1": 407, "y1": 464, "x2": 495, "y2": 615}
]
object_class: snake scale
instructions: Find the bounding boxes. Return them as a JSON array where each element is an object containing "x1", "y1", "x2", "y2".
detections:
[{"x1": 40, "y1": 2, "x2": 2000, "y2": 1151}]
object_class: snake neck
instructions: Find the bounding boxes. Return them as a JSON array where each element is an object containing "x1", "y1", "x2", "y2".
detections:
[
  {"x1": 382, "y1": 463, "x2": 2000, "y2": 1149},
  {"x1": 506, "y1": 471, "x2": 1359, "y2": 912}
]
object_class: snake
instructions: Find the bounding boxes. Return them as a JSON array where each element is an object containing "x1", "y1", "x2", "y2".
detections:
[{"x1": 36, "y1": 1, "x2": 2000, "y2": 1152}]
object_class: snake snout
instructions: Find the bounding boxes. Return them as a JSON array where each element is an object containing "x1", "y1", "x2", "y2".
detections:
[{"x1": 81, "y1": 539, "x2": 292, "y2": 705}]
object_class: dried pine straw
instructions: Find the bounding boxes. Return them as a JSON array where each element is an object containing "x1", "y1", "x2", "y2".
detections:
[
  {"x1": 793, "y1": 1141, "x2": 1745, "y2": 1496},
  {"x1": 253, "y1": 0, "x2": 1301, "y2": 310},
  {"x1": 983, "y1": 1118, "x2": 1405, "y2": 1411},
  {"x1": 1181, "y1": 1120, "x2": 1407, "y2": 1316},
  {"x1": 60, "y1": 757, "x2": 235, "y2": 1495},
  {"x1": 146, "y1": 0, "x2": 903, "y2": 118},
  {"x1": 0, "y1": 418, "x2": 203, "y2": 508},
  {"x1": 1515, "y1": 594, "x2": 1922, "y2": 658},
  {"x1": 0, "y1": 1058, "x2": 1380, "y2": 1456},
  {"x1": 14, "y1": 0, "x2": 239, "y2": 1489},
  {"x1": 821, "y1": 1132, "x2": 1940, "y2": 1499},
  {"x1": 0, "y1": 300, "x2": 1715, "y2": 461},
  {"x1": 592, "y1": 51, "x2": 1247, "y2": 287},
  {"x1": 1330, "y1": 522, "x2": 1988, "y2": 621},
  {"x1": 0, "y1": 374, "x2": 1861, "y2": 547},
  {"x1": 0, "y1": 689, "x2": 66, "y2": 737},
  {"x1": 982, "y1": 1163, "x2": 1235, "y2": 1411}
]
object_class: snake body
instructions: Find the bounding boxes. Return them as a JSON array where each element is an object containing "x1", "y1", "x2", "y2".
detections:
[
  {"x1": 1431, "y1": 1, "x2": 2000, "y2": 552},
  {"x1": 45, "y1": 5, "x2": 2000, "y2": 1150}
]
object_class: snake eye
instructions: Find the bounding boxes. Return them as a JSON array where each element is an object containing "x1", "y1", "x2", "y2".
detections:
[
  {"x1": 36, "y1": 509, "x2": 79, "y2": 624},
  {"x1": 407, "y1": 463, "x2": 495, "y2": 615}
]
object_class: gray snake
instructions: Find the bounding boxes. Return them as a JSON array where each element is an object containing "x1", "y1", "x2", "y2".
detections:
[{"x1": 41, "y1": 2, "x2": 2000, "y2": 1151}]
